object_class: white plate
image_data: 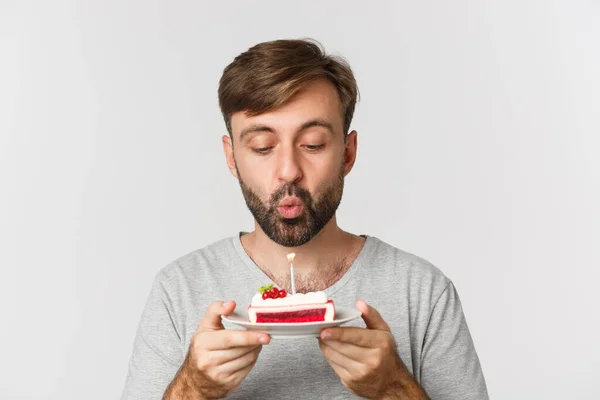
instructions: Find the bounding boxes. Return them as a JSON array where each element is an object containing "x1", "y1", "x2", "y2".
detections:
[{"x1": 221, "y1": 306, "x2": 362, "y2": 340}]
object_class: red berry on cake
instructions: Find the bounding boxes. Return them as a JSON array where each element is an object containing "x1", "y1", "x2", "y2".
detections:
[
  {"x1": 262, "y1": 292, "x2": 269, "y2": 300},
  {"x1": 278, "y1": 289, "x2": 287, "y2": 298},
  {"x1": 258, "y1": 283, "x2": 274, "y2": 297}
]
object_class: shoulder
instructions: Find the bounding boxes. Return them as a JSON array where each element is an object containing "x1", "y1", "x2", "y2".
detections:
[
  {"x1": 152, "y1": 235, "x2": 240, "y2": 288},
  {"x1": 362, "y1": 235, "x2": 451, "y2": 297}
]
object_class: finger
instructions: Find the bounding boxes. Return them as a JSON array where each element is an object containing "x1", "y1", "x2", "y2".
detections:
[
  {"x1": 319, "y1": 339, "x2": 355, "y2": 380},
  {"x1": 356, "y1": 300, "x2": 390, "y2": 331},
  {"x1": 198, "y1": 301, "x2": 237, "y2": 332},
  {"x1": 205, "y1": 330, "x2": 270, "y2": 350},
  {"x1": 228, "y1": 357, "x2": 260, "y2": 389},
  {"x1": 317, "y1": 338, "x2": 370, "y2": 363},
  {"x1": 208, "y1": 344, "x2": 262, "y2": 365},
  {"x1": 218, "y1": 346, "x2": 262, "y2": 375},
  {"x1": 320, "y1": 327, "x2": 383, "y2": 348}
]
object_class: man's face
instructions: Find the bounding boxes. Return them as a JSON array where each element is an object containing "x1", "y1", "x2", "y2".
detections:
[{"x1": 223, "y1": 79, "x2": 357, "y2": 247}]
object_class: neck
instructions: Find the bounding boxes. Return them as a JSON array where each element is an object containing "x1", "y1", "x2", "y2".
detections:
[{"x1": 240, "y1": 216, "x2": 364, "y2": 291}]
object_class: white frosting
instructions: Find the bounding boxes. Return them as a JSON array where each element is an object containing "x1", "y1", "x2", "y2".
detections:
[{"x1": 251, "y1": 291, "x2": 328, "y2": 307}]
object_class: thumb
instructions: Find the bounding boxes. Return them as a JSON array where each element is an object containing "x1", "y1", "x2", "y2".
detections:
[
  {"x1": 356, "y1": 299, "x2": 390, "y2": 332},
  {"x1": 198, "y1": 300, "x2": 236, "y2": 332}
]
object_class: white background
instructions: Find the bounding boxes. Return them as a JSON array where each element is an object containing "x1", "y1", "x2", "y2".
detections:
[{"x1": 1, "y1": 1, "x2": 599, "y2": 399}]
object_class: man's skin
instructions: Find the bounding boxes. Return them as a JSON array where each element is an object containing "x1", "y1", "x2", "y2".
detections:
[{"x1": 163, "y1": 79, "x2": 429, "y2": 399}]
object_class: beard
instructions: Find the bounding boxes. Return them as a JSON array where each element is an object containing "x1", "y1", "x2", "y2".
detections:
[{"x1": 237, "y1": 165, "x2": 345, "y2": 247}]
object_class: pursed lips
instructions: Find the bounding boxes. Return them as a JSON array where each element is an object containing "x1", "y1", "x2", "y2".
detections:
[{"x1": 277, "y1": 197, "x2": 304, "y2": 218}]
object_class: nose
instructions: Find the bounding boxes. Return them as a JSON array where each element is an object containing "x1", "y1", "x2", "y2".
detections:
[{"x1": 276, "y1": 145, "x2": 303, "y2": 185}]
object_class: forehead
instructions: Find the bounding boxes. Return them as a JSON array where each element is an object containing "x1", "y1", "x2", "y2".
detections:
[{"x1": 230, "y1": 79, "x2": 343, "y2": 139}]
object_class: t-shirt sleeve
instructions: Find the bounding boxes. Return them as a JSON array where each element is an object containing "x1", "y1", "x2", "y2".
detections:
[
  {"x1": 121, "y1": 275, "x2": 185, "y2": 400},
  {"x1": 419, "y1": 281, "x2": 489, "y2": 400}
]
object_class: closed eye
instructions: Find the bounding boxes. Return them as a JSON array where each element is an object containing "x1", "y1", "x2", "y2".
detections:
[
  {"x1": 304, "y1": 144, "x2": 325, "y2": 152},
  {"x1": 252, "y1": 147, "x2": 273, "y2": 154}
]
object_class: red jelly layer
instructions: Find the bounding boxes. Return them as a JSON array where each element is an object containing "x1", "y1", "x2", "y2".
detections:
[{"x1": 256, "y1": 308, "x2": 326, "y2": 323}]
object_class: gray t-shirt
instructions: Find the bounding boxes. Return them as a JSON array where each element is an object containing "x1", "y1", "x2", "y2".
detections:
[{"x1": 121, "y1": 234, "x2": 489, "y2": 399}]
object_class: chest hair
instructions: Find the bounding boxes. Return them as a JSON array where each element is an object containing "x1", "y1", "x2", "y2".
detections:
[{"x1": 259, "y1": 254, "x2": 352, "y2": 293}]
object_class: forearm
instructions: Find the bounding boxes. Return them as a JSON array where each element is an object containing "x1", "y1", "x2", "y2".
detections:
[
  {"x1": 163, "y1": 358, "x2": 206, "y2": 400},
  {"x1": 381, "y1": 357, "x2": 429, "y2": 400},
  {"x1": 381, "y1": 380, "x2": 429, "y2": 400}
]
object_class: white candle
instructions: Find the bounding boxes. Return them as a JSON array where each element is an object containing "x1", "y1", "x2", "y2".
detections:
[{"x1": 287, "y1": 253, "x2": 296, "y2": 295}]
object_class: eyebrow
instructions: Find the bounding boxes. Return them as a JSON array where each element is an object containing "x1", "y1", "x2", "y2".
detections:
[
  {"x1": 300, "y1": 119, "x2": 335, "y2": 135},
  {"x1": 239, "y1": 124, "x2": 274, "y2": 142},
  {"x1": 238, "y1": 118, "x2": 335, "y2": 142}
]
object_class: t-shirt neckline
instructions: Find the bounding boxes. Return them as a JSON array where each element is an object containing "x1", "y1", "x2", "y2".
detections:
[{"x1": 231, "y1": 232, "x2": 376, "y2": 297}]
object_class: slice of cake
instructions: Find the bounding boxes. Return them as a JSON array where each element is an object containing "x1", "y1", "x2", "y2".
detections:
[{"x1": 248, "y1": 284, "x2": 335, "y2": 323}]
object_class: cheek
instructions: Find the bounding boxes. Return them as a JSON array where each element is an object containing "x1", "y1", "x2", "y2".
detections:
[
  {"x1": 308, "y1": 152, "x2": 344, "y2": 179},
  {"x1": 236, "y1": 162, "x2": 274, "y2": 199},
  {"x1": 236, "y1": 153, "x2": 264, "y2": 179}
]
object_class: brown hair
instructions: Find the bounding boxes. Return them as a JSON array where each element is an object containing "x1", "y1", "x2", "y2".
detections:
[{"x1": 218, "y1": 38, "x2": 359, "y2": 138}]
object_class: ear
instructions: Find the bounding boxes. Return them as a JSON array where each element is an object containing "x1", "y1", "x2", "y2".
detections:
[
  {"x1": 343, "y1": 130, "x2": 358, "y2": 177},
  {"x1": 222, "y1": 135, "x2": 239, "y2": 179}
]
